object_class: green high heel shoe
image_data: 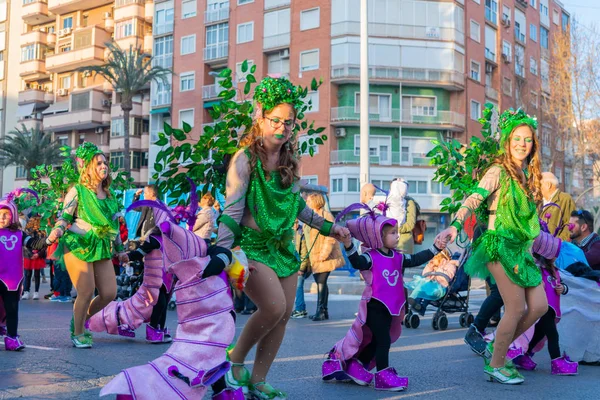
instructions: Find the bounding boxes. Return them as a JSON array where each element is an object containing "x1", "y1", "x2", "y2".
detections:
[{"x1": 248, "y1": 382, "x2": 286, "y2": 400}]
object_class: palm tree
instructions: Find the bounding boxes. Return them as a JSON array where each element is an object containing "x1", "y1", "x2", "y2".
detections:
[
  {"x1": 78, "y1": 42, "x2": 171, "y2": 175},
  {"x1": 0, "y1": 124, "x2": 63, "y2": 180}
]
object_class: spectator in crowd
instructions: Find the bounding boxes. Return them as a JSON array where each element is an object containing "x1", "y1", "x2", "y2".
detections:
[
  {"x1": 540, "y1": 172, "x2": 576, "y2": 241},
  {"x1": 291, "y1": 220, "x2": 311, "y2": 319},
  {"x1": 193, "y1": 193, "x2": 218, "y2": 244},
  {"x1": 360, "y1": 183, "x2": 376, "y2": 208},
  {"x1": 569, "y1": 209, "x2": 600, "y2": 270},
  {"x1": 133, "y1": 185, "x2": 159, "y2": 239}
]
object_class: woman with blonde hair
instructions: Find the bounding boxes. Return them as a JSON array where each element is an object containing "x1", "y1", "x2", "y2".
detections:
[
  {"x1": 193, "y1": 192, "x2": 217, "y2": 244},
  {"x1": 217, "y1": 76, "x2": 349, "y2": 399},
  {"x1": 305, "y1": 193, "x2": 345, "y2": 321},
  {"x1": 49, "y1": 143, "x2": 128, "y2": 348},
  {"x1": 437, "y1": 108, "x2": 547, "y2": 384}
]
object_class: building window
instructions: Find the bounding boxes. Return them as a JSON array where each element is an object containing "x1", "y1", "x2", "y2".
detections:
[
  {"x1": 502, "y1": 5, "x2": 511, "y2": 23},
  {"x1": 264, "y1": 8, "x2": 291, "y2": 40},
  {"x1": 470, "y1": 60, "x2": 480, "y2": 82},
  {"x1": 179, "y1": 108, "x2": 194, "y2": 128},
  {"x1": 180, "y1": 71, "x2": 195, "y2": 92},
  {"x1": 181, "y1": 34, "x2": 196, "y2": 55},
  {"x1": 540, "y1": 27, "x2": 549, "y2": 49},
  {"x1": 530, "y1": 57, "x2": 538, "y2": 75},
  {"x1": 470, "y1": 100, "x2": 481, "y2": 120},
  {"x1": 502, "y1": 40, "x2": 512, "y2": 62},
  {"x1": 131, "y1": 151, "x2": 148, "y2": 169},
  {"x1": 111, "y1": 152, "x2": 124, "y2": 169},
  {"x1": 300, "y1": 8, "x2": 320, "y2": 31},
  {"x1": 331, "y1": 178, "x2": 343, "y2": 193},
  {"x1": 115, "y1": 19, "x2": 136, "y2": 40},
  {"x1": 553, "y1": 9, "x2": 560, "y2": 25},
  {"x1": 530, "y1": 24, "x2": 537, "y2": 42},
  {"x1": 300, "y1": 49, "x2": 319, "y2": 72},
  {"x1": 531, "y1": 91, "x2": 538, "y2": 109},
  {"x1": 357, "y1": 93, "x2": 393, "y2": 120},
  {"x1": 305, "y1": 91, "x2": 319, "y2": 113},
  {"x1": 153, "y1": 35, "x2": 173, "y2": 68},
  {"x1": 298, "y1": 135, "x2": 318, "y2": 156},
  {"x1": 515, "y1": 20, "x2": 525, "y2": 42},
  {"x1": 16, "y1": 166, "x2": 27, "y2": 179},
  {"x1": 181, "y1": 0, "x2": 197, "y2": 19},
  {"x1": 111, "y1": 118, "x2": 146, "y2": 137},
  {"x1": 347, "y1": 178, "x2": 359, "y2": 193},
  {"x1": 562, "y1": 13, "x2": 569, "y2": 31},
  {"x1": 111, "y1": 119, "x2": 124, "y2": 137},
  {"x1": 485, "y1": 0, "x2": 498, "y2": 24},
  {"x1": 238, "y1": 0, "x2": 253, "y2": 4},
  {"x1": 155, "y1": 1, "x2": 174, "y2": 35},
  {"x1": 267, "y1": 50, "x2": 290, "y2": 76},
  {"x1": 470, "y1": 20, "x2": 480, "y2": 42},
  {"x1": 62, "y1": 16, "x2": 73, "y2": 29},
  {"x1": 407, "y1": 180, "x2": 428, "y2": 195},
  {"x1": 402, "y1": 96, "x2": 436, "y2": 116},
  {"x1": 20, "y1": 44, "x2": 44, "y2": 62},
  {"x1": 530, "y1": 0, "x2": 536, "y2": 8},
  {"x1": 302, "y1": 175, "x2": 318, "y2": 185},
  {"x1": 236, "y1": 22, "x2": 254, "y2": 44},
  {"x1": 372, "y1": 180, "x2": 392, "y2": 193},
  {"x1": 431, "y1": 181, "x2": 451, "y2": 195},
  {"x1": 515, "y1": 45, "x2": 525, "y2": 77},
  {"x1": 60, "y1": 75, "x2": 71, "y2": 89},
  {"x1": 206, "y1": 22, "x2": 228, "y2": 47},
  {"x1": 540, "y1": 3, "x2": 548, "y2": 17},
  {"x1": 236, "y1": 60, "x2": 255, "y2": 82},
  {"x1": 353, "y1": 135, "x2": 392, "y2": 165},
  {"x1": 57, "y1": 136, "x2": 69, "y2": 147}
]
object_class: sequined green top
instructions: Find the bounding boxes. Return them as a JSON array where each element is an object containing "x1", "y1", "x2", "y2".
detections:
[
  {"x1": 61, "y1": 184, "x2": 120, "y2": 262},
  {"x1": 454, "y1": 166, "x2": 542, "y2": 287}
]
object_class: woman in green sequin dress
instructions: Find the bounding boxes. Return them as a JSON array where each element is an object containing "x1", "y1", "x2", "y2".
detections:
[
  {"x1": 437, "y1": 109, "x2": 548, "y2": 384},
  {"x1": 216, "y1": 77, "x2": 350, "y2": 399},
  {"x1": 49, "y1": 143, "x2": 128, "y2": 349}
]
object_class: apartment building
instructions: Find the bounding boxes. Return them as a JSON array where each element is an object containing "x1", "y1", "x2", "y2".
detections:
[{"x1": 14, "y1": 0, "x2": 154, "y2": 187}]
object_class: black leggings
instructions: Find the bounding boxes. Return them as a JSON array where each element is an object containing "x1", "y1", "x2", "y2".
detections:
[
  {"x1": 313, "y1": 272, "x2": 330, "y2": 312},
  {"x1": 0, "y1": 282, "x2": 20, "y2": 337},
  {"x1": 149, "y1": 286, "x2": 169, "y2": 329},
  {"x1": 358, "y1": 300, "x2": 393, "y2": 371},
  {"x1": 527, "y1": 307, "x2": 561, "y2": 359},
  {"x1": 23, "y1": 269, "x2": 41, "y2": 293}
]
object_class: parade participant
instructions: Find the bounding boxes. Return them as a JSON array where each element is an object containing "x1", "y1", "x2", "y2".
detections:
[
  {"x1": 321, "y1": 206, "x2": 445, "y2": 391},
  {"x1": 100, "y1": 220, "x2": 244, "y2": 400},
  {"x1": 0, "y1": 190, "x2": 50, "y2": 351},
  {"x1": 22, "y1": 216, "x2": 47, "y2": 300},
  {"x1": 217, "y1": 76, "x2": 349, "y2": 399},
  {"x1": 436, "y1": 108, "x2": 547, "y2": 384},
  {"x1": 48, "y1": 142, "x2": 128, "y2": 348}
]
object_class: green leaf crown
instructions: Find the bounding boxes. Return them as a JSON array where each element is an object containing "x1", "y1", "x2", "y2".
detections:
[
  {"x1": 75, "y1": 142, "x2": 104, "y2": 166},
  {"x1": 253, "y1": 76, "x2": 305, "y2": 113},
  {"x1": 497, "y1": 107, "x2": 538, "y2": 148}
]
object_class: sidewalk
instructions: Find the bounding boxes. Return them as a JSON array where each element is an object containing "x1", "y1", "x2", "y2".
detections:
[{"x1": 307, "y1": 268, "x2": 487, "y2": 295}]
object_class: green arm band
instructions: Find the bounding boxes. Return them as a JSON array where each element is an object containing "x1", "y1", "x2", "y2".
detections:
[
  {"x1": 58, "y1": 212, "x2": 74, "y2": 225},
  {"x1": 451, "y1": 220, "x2": 463, "y2": 231},
  {"x1": 218, "y1": 214, "x2": 243, "y2": 246},
  {"x1": 320, "y1": 220, "x2": 333, "y2": 237}
]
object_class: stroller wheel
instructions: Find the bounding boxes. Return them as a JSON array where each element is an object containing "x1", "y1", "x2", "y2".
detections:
[
  {"x1": 410, "y1": 313, "x2": 420, "y2": 329},
  {"x1": 459, "y1": 313, "x2": 468, "y2": 328},
  {"x1": 404, "y1": 313, "x2": 412, "y2": 329},
  {"x1": 467, "y1": 313, "x2": 475, "y2": 326},
  {"x1": 432, "y1": 315, "x2": 439, "y2": 331},
  {"x1": 438, "y1": 313, "x2": 449, "y2": 331}
]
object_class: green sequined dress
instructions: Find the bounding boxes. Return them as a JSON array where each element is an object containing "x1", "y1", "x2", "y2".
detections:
[
  {"x1": 61, "y1": 184, "x2": 120, "y2": 263},
  {"x1": 458, "y1": 166, "x2": 542, "y2": 288},
  {"x1": 239, "y1": 152, "x2": 306, "y2": 278}
]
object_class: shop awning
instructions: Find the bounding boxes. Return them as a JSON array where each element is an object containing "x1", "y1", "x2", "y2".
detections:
[
  {"x1": 150, "y1": 107, "x2": 171, "y2": 115},
  {"x1": 16, "y1": 103, "x2": 35, "y2": 118}
]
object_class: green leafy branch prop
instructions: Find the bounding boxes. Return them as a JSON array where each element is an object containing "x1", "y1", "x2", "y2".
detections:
[
  {"x1": 152, "y1": 60, "x2": 327, "y2": 205},
  {"x1": 17, "y1": 146, "x2": 134, "y2": 233},
  {"x1": 427, "y1": 103, "x2": 501, "y2": 222}
]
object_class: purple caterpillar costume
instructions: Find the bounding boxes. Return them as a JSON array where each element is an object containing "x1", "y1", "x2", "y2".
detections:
[{"x1": 100, "y1": 220, "x2": 235, "y2": 399}]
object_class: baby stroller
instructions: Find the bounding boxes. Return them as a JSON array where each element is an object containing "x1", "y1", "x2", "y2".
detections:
[{"x1": 404, "y1": 247, "x2": 474, "y2": 331}]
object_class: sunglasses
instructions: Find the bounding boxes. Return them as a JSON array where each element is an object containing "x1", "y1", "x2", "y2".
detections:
[{"x1": 575, "y1": 210, "x2": 593, "y2": 226}]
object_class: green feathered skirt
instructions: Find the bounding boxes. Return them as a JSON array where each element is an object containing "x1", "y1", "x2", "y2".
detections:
[{"x1": 464, "y1": 230, "x2": 541, "y2": 288}]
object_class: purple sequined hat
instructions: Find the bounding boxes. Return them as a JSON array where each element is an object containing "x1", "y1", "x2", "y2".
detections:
[{"x1": 347, "y1": 214, "x2": 397, "y2": 249}]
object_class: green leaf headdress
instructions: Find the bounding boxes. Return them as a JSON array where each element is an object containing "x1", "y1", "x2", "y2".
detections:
[
  {"x1": 253, "y1": 76, "x2": 305, "y2": 116},
  {"x1": 497, "y1": 108, "x2": 538, "y2": 151},
  {"x1": 75, "y1": 142, "x2": 104, "y2": 169}
]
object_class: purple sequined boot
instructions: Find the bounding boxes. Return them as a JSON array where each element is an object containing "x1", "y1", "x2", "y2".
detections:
[
  {"x1": 345, "y1": 358, "x2": 374, "y2": 386},
  {"x1": 4, "y1": 335, "x2": 25, "y2": 351},
  {"x1": 322, "y1": 350, "x2": 348, "y2": 381},
  {"x1": 551, "y1": 354, "x2": 578, "y2": 376},
  {"x1": 212, "y1": 387, "x2": 244, "y2": 400},
  {"x1": 513, "y1": 353, "x2": 537, "y2": 371},
  {"x1": 145, "y1": 324, "x2": 165, "y2": 343},
  {"x1": 374, "y1": 367, "x2": 408, "y2": 391}
]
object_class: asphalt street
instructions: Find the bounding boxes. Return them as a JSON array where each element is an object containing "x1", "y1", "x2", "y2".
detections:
[{"x1": 1, "y1": 282, "x2": 599, "y2": 400}]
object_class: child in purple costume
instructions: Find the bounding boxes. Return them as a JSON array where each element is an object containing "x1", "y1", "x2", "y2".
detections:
[{"x1": 322, "y1": 212, "x2": 445, "y2": 391}]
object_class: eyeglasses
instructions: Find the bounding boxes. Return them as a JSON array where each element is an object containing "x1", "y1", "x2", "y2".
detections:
[{"x1": 264, "y1": 117, "x2": 294, "y2": 130}]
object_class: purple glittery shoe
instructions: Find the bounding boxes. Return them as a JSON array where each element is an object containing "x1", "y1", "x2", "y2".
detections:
[
  {"x1": 4, "y1": 335, "x2": 25, "y2": 351},
  {"x1": 118, "y1": 325, "x2": 136, "y2": 338},
  {"x1": 212, "y1": 387, "x2": 244, "y2": 400},
  {"x1": 374, "y1": 367, "x2": 408, "y2": 391},
  {"x1": 145, "y1": 324, "x2": 165, "y2": 343},
  {"x1": 345, "y1": 358, "x2": 374, "y2": 386},
  {"x1": 322, "y1": 350, "x2": 349, "y2": 381},
  {"x1": 513, "y1": 353, "x2": 537, "y2": 371},
  {"x1": 551, "y1": 354, "x2": 578, "y2": 376}
]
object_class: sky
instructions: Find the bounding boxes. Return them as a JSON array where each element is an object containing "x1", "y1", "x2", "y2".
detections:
[{"x1": 560, "y1": 0, "x2": 600, "y2": 30}]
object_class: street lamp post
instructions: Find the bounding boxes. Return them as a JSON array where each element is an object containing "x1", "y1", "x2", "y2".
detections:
[{"x1": 359, "y1": 0, "x2": 370, "y2": 188}]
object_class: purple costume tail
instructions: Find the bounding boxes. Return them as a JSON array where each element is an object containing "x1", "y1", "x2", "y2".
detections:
[{"x1": 100, "y1": 221, "x2": 235, "y2": 399}]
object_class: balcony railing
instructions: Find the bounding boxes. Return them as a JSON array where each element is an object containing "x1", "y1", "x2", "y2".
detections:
[
  {"x1": 485, "y1": 48, "x2": 496, "y2": 62},
  {"x1": 264, "y1": 0, "x2": 290, "y2": 10},
  {"x1": 21, "y1": 30, "x2": 48, "y2": 46},
  {"x1": 45, "y1": 26, "x2": 111, "y2": 73},
  {"x1": 263, "y1": 33, "x2": 290, "y2": 50},
  {"x1": 204, "y1": 43, "x2": 228, "y2": 61},
  {"x1": 152, "y1": 54, "x2": 173, "y2": 69},
  {"x1": 330, "y1": 150, "x2": 432, "y2": 167},
  {"x1": 18, "y1": 88, "x2": 49, "y2": 104},
  {"x1": 331, "y1": 64, "x2": 465, "y2": 88},
  {"x1": 331, "y1": 107, "x2": 465, "y2": 128},
  {"x1": 331, "y1": 22, "x2": 465, "y2": 45},
  {"x1": 204, "y1": 7, "x2": 229, "y2": 24},
  {"x1": 151, "y1": 89, "x2": 171, "y2": 107},
  {"x1": 154, "y1": 22, "x2": 174, "y2": 36},
  {"x1": 202, "y1": 84, "x2": 226, "y2": 100},
  {"x1": 22, "y1": 1, "x2": 53, "y2": 25}
]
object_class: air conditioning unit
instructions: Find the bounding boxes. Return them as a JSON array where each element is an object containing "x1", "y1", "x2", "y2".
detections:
[
  {"x1": 502, "y1": 16, "x2": 511, "y2": 27},
  {"x1": 335, "y1": 128, "x2": 346, "y2": 138},
  {"x1": 104, "y1": 12, "x2": 112, "y2": 19},
  {"x1": 280, "y1": 49, "x2": 290, "y2": 59},
  {"x1": 58, "y1": 28, "x2": 72, "y2": 37},
  {"x1": 101, "y1": 99, "x2": 111, "y2": 107},
  {"x1": 502, "y1": 53, "x2": 511, "y2": 63},
  {"x1": 57, "y1": 88, "x2": 68, "y2": 96},
  {"x1": 95, "y1": 127, "x2": 104, "y2": 134}
]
